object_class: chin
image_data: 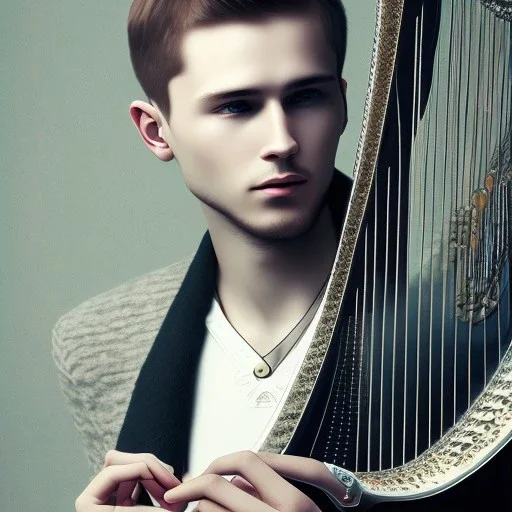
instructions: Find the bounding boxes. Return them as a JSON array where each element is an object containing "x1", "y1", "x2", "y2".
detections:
[
  {"x1": 250, "y1": 217, "x2": 318, "y2": 241},
  {"x1": 230, "y1": 203, "x2": 328, "y2": 242}
]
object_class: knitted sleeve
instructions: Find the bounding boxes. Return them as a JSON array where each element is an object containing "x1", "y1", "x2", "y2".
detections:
[{"x1": 51, "y1": 257, "x2": 193, "y2": 476}]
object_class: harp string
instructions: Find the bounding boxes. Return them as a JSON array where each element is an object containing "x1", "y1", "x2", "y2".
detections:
[
  {"x1": 355, "y1": 225, "x2": 369, "y2": 472},
  {"x1": 467, "y1": 1, "x2": 482, "y2": 407},
  {"x1": 367, "y1": 170, "x2": 377, "y2": 471},
  {"x1": 497, "y1": 21, "x2": 509, "y2": 363},
  {"x1": 404, "y1": 12, "x2": 421, "y2": 462},
  {"x1": 391, "y1": 78, "x2": 403, "y2": 469},
  {"x1": 482, "y1": 7, "x2": 492, "y2": 385},
  {"x1": 378, "y1": 167, "x2": 392, "y2": 470},
  {"x1": 427, "y1": 39, "x2": 438, "y2": 449},
  {"x1": 400, "y1": 10, "x2": 416, "y2": 465},
  {"x1": 482, "y1": 9, "x2": 489, "y2": 364},
  {"x1": 452, "y1": 1, "x2": 462, "y2": 427},
  {"x1": 438, "y1": 0, "x2": 457, "y2": 439},
  {"x1": 414, "y1": 5, "x2": 425, "y2": 461}
]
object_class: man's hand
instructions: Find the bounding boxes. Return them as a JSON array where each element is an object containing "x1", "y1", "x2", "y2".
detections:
[
  {"x1": 163, "y1": 451, "x2": 351, "y2": 511},
  {"x1": 75, "y1": 450, "x2": 186, "y2": 511}
]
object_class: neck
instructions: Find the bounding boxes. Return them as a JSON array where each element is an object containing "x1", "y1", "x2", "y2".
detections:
[{"x1": 204, "y1": 204, "x2": 338, "y2": 355}]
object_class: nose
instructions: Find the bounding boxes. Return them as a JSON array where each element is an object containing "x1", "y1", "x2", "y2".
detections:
[{"x1": 259, "y1": 102, "x2": 299, "y2": 160}]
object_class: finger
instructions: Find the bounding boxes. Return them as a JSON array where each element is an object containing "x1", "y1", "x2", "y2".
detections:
[
  {"x1": 255, "y1": 452, "x2": 350, "y2": 506},
  {"x1": 82, "y1": 462, "x2": 155, "y2": 504},
  {"x1": 192, "y1": 498, "x2": 232, "y2": 512},
  {"x1": 141, "y1": 478, "x2": 188, "y2": 512},
  {"x1": 76, "y1": 499, "x2": 159, "y2": 512},
  {"x1": 102, "y1": 450, "x2": 184, "y2": 509},
  {"x1": 116, "y1": 479, "x2": 138, "y2": 506},
  {"x1": 103, "y1": 450, "x2": 179, "y2": 489},
  {"x1": 230, "y1": 476, "x2": 261, "y2": 500},
  {"x1": 164, "y1": 474, "x2": 276, "y2": 512},
  {"x1": 78, "y1": 464, "x2": 182, "y2": 511},
  {"x1": 202, "y1": 451, "x2": 317, "y2": 511},
  {"x1": 77, "y1": 479, "x2": 154, "y2": 512}
]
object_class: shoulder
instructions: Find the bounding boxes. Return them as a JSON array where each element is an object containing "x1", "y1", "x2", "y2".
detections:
[
  {"x1": 53, "y1": 256, "x2": 193, "y2": 347},
  {"x1": 52, "y1": 255, "x2": 194, "y2": 474}
]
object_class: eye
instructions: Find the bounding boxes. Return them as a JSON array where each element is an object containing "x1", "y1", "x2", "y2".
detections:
[
  {"x1": 215, "y1": 100, "x2": 254, "y2": 116},
  {"x1": 287, "y1": 88, "x2": 327, "y2": 106}
]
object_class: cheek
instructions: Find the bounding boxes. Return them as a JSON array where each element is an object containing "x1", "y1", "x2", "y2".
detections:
[
  {"x1": 297, "y1": 105, "x2": 343, "y2": 139},
  {"x1": 174, "y1": 128, "x2": 222, "y2": 174},
  {"x1": 176, "y1": 139, "x2": 247, "y2": 198},
  {"x1": 198, "y1": 126, "x2": 261, "y2": 176},
  {"x1": 296, "y1": 117, "x2": 342, "y2": 160}
]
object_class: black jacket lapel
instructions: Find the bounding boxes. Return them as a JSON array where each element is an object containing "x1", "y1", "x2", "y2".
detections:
[{"x1": 116, "y1": 232, "x2": 217, "y2": 480}]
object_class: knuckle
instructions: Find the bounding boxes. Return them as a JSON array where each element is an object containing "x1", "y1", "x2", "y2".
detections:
[
  {"x1": 101, "y1": 464, "x2": 119, "y2": 479},
  {"x1": 107, "y1": 460, "x2": 146, "y2": 476},
  {"x1": 104, "y1": 449, "x2": 117, "y2": 465},
  {"x1": 143, "y1": 452, "x2": 161, "y2": 466},
  {"x1": 132, "y1": 461, "x2": 148, "y2": 474},
  {"x1": 101, "y1": 463, "x2": 114, "y2": 475},
  {"x1": 102, "y1": 463, "x2": 123, "y2": 479},
  {"x1": 236, "y1": 450, "x2": 258, "y2": 470},
  {"x1": 239, "y1": 449, "x2": 257, "y2": 460},
  {"x1": 203, "y1": 473, "x2": 225, "y2": 491}
]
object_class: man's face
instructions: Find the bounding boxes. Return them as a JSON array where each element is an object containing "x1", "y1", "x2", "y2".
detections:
[{"x1": 159, "y1": 13, "x2": 346, "y2": 240}]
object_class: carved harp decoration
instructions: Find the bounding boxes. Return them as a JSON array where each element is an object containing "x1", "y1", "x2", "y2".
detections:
[{"x1": 258, "y1": 0, "x2": 512, "y2": 508}]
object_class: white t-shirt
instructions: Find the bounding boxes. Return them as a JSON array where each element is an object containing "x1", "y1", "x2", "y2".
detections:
[{"x1": 150, "y1": 292, "x2": 327, "y2": 510}]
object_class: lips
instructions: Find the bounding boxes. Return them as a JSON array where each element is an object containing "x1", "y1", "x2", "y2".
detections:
[{"x1": 253, "y1": 174, "x2": 307, "y2": 190}]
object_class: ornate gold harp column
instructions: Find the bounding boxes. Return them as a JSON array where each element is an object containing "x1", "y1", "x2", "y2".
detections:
[{"x1": 257, "y1": 0, "x2": 512, "y2": 509}]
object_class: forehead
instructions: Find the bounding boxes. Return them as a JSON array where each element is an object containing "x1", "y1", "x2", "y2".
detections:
[{"x1": 169, "y1": 14, "x2": 337, "y2": 102}]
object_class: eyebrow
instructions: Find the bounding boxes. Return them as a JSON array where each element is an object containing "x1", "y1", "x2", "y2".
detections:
[{"x1": 197, "y1": 74, "x2": 338, "y2": 104}]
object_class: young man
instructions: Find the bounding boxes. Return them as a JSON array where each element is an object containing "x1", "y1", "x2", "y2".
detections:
[{"x1": 53, "y1": 0, "x2": 353, "y2": 510}]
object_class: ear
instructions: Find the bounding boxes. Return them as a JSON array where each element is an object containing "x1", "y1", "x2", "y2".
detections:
[
  {"x1": 129, "y1": 100, "x2": 175, "y2": 162},
  {"x1": 339, "y1": 78, "x2": 348, "y2": 135}
]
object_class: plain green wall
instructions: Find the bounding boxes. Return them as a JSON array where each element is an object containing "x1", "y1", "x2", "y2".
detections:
[{"x1": 0, "y1": 1, "x2": 376, "y2": 510}]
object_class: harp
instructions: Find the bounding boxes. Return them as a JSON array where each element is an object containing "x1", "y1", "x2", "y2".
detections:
[{"x1": 257, "y1": 0, "x2": 512, "y2": 509}]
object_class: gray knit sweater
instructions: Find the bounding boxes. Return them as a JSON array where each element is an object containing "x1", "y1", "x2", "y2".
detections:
[{"x1": 52, "y1": 256, "x2": 193, "y2": 477}]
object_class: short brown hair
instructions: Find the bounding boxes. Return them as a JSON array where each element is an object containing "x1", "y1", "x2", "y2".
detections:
[{"x1": 128, "y1": 0, "x2": 347, "y2": 121}]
